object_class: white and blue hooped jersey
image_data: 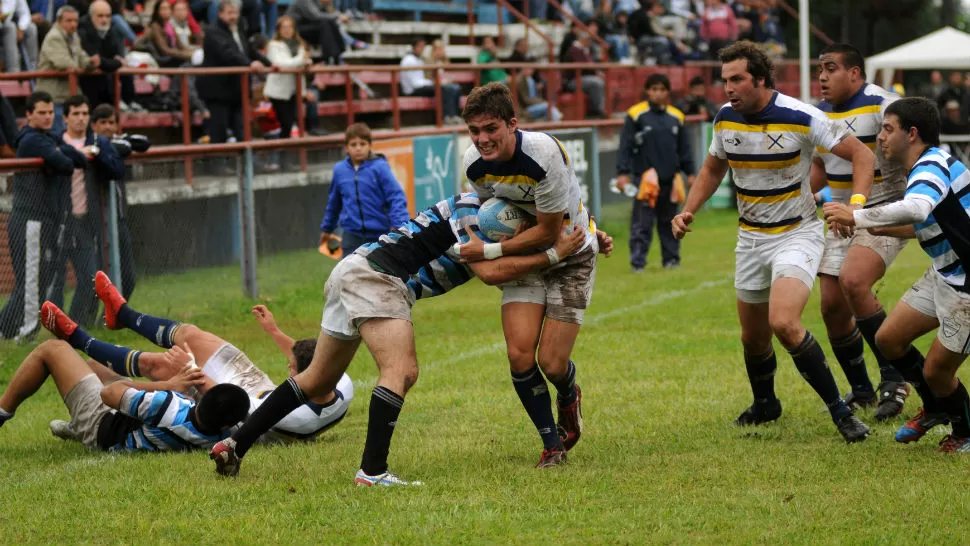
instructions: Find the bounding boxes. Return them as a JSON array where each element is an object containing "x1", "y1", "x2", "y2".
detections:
[
  {"x1": 816, "y1": 83, "x2": 905, "y2": 207},
  {"x1": 408, "y1": 196, "x2": 485, "y2": 300},
  {"x1": 907, "y1": 147, "x2": 970, "y2": 291},
  {"x1": 710, "y1": 91, "x2": 849, "y2": 237},
  {"x1": 110, "y1": 389, "x2": 228, "y2": 451}
]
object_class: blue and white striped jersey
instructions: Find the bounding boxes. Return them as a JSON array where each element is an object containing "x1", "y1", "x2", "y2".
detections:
[
  {"x1": 907, "y1": 147, "x2": 970, "y2": 290},
  {"x1": 108, "y1": 389, "x2": 229, "y2": 452},
  {"x1": 407, "y1": 196, "x2": 484, "y2": 300}
]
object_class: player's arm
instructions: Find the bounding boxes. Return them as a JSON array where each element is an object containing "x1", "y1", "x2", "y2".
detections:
[
  {"x1": 468, "y1": 226, "x2": 584, "y2": 285},
  {"x1": 100, "y1": 364, "x2": 205, "y2": 410},
  {"x1": 829, "y1": 135, "x2": 875, "y2": 202},
  {"x1": 252, "y1": 305, "x2": 296, "y2": 360},
  {"x1": 823, "y1": 196, "x2": 934, "y2": 229},
  {"x1": 810, "y1": 155, "x2": 827, "y2": 193},
  {"x1": 868, "y1": 225, "x2": 917, "y2": 239},
  {"x1": 671, "y1": 153, "x2": 730, "y2": 239},
  {"x1": 460, "y1": 209, "x2": 563, "y2": 262}
]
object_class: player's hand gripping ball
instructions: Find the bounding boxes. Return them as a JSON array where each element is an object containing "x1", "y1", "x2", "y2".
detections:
[{"x1": 477, "y1": 198, "x2": 533, "y2": 242}]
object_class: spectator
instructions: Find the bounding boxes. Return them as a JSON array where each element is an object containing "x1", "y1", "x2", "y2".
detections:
[
  {"x1": 319, "y1": 122, "x2": 409, "y2": 256},
  {"x1": 400, "y1": 38, "x2": 462, "y2": 125},
  {"x1": 0, "y1": 90, "x2": 18, "y2": 158},
  {"x1": 562, "y1": 30, "x2": 606, "y2": 118},
  {"x1": 260, "y1": 0, "x2": 277, "y2": 36},
  {"x1": 288, "y1": 0, "x2": 345, "y2": 64},
  {"x1": 941, "y1": 100, "x2": 970, "y2": 135},
  {"x1": 676, "y1": 75, "x2": 718, "y2": 121},
  {"x1": 78, "y1": 0, "x2": 142, "y2": 113},
  {"x1": 700, "y1": 0, "x2": 737, "y2": 58},
  {"x1": 137, "y1": 0, "x2": 195, "y2": 66},
  {"x1": 505, "y1": 36, "x2": 531, "y2": 63},
  {"x1": 477, "y1": 36, "x2": 508, "y2": 86},
  {"x1": 514, "y1": 65, "x2": 562, "y2": 122},
  {"x1": 29, "y1": 0, "x2": 64, "y2": 44},
  {"x1": 585, "y1": 19, "x2": 605, "y2": 61},
  {"x1": 36, "y1": 5, "x2": 100, "y2": 134},
  {"x1": 616, "y1": 74, "x2": 695, "y2": 272},
  {"x1": 90, "y1": 103, "x2": 141, "y2": 299},
  {"x1": 0, "y1": 91, "x2": 86, "y2": 341},
  {"x1": 51, "y1": 94, "x2": 125, "y2": 327},
  {"x1": 627, "y1": 1, "x2": 669, "y2": 64},
  {"x1": 918, "y1": 70, "x2": 945, "y2": 102},
  {"x1": 594, "y1": 1, "x2": 631, "y2": 61},
  {"x1": 197, "y1": 0, "x2": 270, "y2": 171},
  {"x1": 1, "y1": 0, "x2": 39, "y2": 71},
  {"x1": 206, "y1": 0, "x2": 259, "y2": 38},
  {"x1": 264, "y1": 16, "x2": 311, "y2": 142},
  {"x1": 937, "y1": 70, "x2": 968, "y2": 118},
  {"x1": 335, "y1": 0, "x2": 371, "y2": 19},
  {"x1": 171, "y1": 0, "x2": 202, "y2": 48}
]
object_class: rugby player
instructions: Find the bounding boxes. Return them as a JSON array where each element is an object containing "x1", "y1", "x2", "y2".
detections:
[
  {"x1": 812, "y1": 43, "x2": 910, "y2": 420},
  {"x1": 458, "y1": 82, "x2": 598, "y2": 467},
  {"x1": 0, "y1": 338, "x2": 249, "y2": 452},
  {"x1": 39, "y1": 276, "x2": 353, "y2": 444},
  {"x1": 207, "y1": 193, "x2": 610, "y2": 485},
  {"x1": 671, "y1": 41, "x2": 874, "y2": 442},
  {"x1": 824, "y1": 97, "x2": 970, "y2": 452}
]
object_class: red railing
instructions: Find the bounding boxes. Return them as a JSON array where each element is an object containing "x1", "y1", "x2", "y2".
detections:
[{"x1": 495, "y1": 0, "x2": 556, "y2": 61}]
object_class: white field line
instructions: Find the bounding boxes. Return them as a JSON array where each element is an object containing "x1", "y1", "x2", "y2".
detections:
[{"x1": 427, "y1": 277, "x2": 731, "y2": 368}]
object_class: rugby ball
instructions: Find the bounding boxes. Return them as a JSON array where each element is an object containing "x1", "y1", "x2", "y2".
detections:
[{"x1": 478, "y1": 198, "x2": 532, "y2": 242}]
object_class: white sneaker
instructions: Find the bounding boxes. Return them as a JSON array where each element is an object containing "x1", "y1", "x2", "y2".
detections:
[
  {"x1": 354, "y1": 469, "x2": 423, "y2": 487},
  {"x1": 129, "y1": 101, "x2": 147, "y2": 112},
  {"x1": 49, "y1": 419, "x2": 78, "y2": 441},
  {"x1": 119, "y1": 101, "x2": 132, "y2": 113}
]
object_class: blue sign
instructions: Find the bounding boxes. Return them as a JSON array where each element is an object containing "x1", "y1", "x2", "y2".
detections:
[{"x1": 412, "y1": 135, "x2": 455, "y2": 212}]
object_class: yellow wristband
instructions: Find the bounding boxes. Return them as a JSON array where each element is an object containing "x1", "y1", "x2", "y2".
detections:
[{"x1": 850, "y1": 194, "x2": 867, "y2": 206}]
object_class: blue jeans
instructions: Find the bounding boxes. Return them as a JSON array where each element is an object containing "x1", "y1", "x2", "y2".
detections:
[
  {"x1": 261, "y1": 0, "x2": 278, "y2": 37},
  {"x1": 52, "y1": 104, "x2": 65, "y2": 135},
  {"x1": 526, "y1": 102, "x2": 562, "y2": 121},
  {"x1": 409, "y1": 83, "x2": 461, "y2": 118},
  {"x1": 605, "y1": 34, "x2": 630, "y2": 60},
  {"x1": 112, "y1": 14, "x2": 137, "y2": 42}
]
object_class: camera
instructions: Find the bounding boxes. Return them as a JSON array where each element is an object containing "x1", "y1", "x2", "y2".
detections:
[{"x1": 110, "y1": 133, "x2": 151, "y2": 158}]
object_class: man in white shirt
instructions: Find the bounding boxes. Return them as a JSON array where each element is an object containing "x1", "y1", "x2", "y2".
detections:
[
  {"x1": 0, "y1": 0, "x2": 38, "y2": 71},
  {"x1": 400, "y1": 38, "x2": 462, "y2": 125}
]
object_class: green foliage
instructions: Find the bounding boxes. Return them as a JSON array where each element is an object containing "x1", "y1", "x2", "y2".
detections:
[{"x1": 0, "y1": 210, "x2": 966, "y2": 544}]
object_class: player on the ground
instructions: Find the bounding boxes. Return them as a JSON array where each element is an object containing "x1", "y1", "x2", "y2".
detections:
[
  {"x1": 38, "y1": 275, "x2": 353, "y2": 444},
  {"x1": 824, "y1": 97, "x2": 970, "y2": 452},
  {"x1": 812, "y1": 43, "x2": 911, "y2": 421},
  {"x1": 207, "y1": 193, "x2": 601, "y2": 486},
  {"x1": 0, "y1": 339, "x2": 249, "y2": 452},
  {"x1": 671, "y1": 41, "x2": 875, "y2": 442},
  {"x1": 458, "y1": 82, "x2": 598, "y2": 467}
]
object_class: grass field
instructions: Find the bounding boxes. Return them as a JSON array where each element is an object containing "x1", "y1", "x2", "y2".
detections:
[{"x1": 2, "y1": 209, "x2": 969, "y2": 544}]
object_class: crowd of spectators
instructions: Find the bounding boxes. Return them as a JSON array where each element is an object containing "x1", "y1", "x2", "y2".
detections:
[{"x1": 919, "y1": 70, "x2": 970, "y2": 135}]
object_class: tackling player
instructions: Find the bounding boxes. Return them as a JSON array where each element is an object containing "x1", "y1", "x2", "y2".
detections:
[
  {"x1": 38, "y1": 276, "x2": 353, "y2": 444},
  {"x1": 812, "y1": 43, "x2": 910, "y2": 420},
  {"x1": 824, "y1": 97, "x2": 970, "y2": 452},
  {"x1": 458, "y1": 82, "x2": 598, "y2": 467},
  {"x1": 671, "y1": 41, "x2": 874, "y2": 442}
]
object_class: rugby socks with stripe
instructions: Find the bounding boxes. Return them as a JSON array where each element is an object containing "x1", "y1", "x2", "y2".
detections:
[
  {"x1": 744, "y1": 349, "x2": 778, "y2": 403},
  {"x1": 829, "y1": 329, "x2": 874, "y2": 395},
  {"x1": 68, "y1": 327, "x2": 142, "y2": 377},
  {"x1": 511, "y1": 366, "x2": 563, "y2": 451},
  {"x1": 789, "y1": 331, "x2": 851, "y2": 422},
  {"x1": 856, "y1": 309, "x2": 905, "y2": 384},
  {"x1": 938, "y1": 380, "x2": 970, "y2": 438},
  {"x1": 116, "y1": 304, "x2": 182, "y2": 349},
  {"x1": 550, "y1": 360, "x2": 578, "y2": 406},
  {"x1": 232, "y1": 377, "x2": 306, "y2": 459},
  {"x1": 360, "y1": 386, "x2": 404, "y2": 476},
  {"x1": 888, "y1": 346, "x2": 942, "y2": 413}
]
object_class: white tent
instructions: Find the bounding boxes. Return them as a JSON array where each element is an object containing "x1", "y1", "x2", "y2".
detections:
[{"x1": 866, "y1": 26, "x2": 970, "y2": 88}]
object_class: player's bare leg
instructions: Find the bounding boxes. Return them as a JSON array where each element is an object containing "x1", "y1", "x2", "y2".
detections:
[
  {"x1": 819, "y1": 273, "x2": 875, "y2": 409},
  {"x1": 840, "y1": 245, "x2": 909, "y2": 420},
  {"x1": 0, "y1": 341, "x2": 96, "y2": 429},
  {"x1": 502, "y1": 303, "x2": 566, "y2": 467},
  {"x1": 537, "y1": 318, "x2": 583, "y2": 451}
]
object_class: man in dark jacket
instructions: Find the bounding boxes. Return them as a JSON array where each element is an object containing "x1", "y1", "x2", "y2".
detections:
[
  {"x1": 0, "y1": 91, "x2": 87, "y2": 341},
  {"x1": 50, "y1": 94, "x2": 125, "y2": 328},
  {"x1": 77, "y1": 0, "x2": 139, "y2": 112},
  {"x1": 676, "y1": 76, "x2": 719, "y2": 122},
  {"x1": 197, "y1": 0, "x2": 269, "y2": 172},
  {"x1": 616, "y1": 74, "x2": 695, "y2": 272},
  {"x1": 288, "y1": 0, "x2": 345, "y2": 64}
]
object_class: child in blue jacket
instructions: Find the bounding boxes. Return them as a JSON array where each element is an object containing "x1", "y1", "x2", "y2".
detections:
[{"x1": 319, "y1": 122, "x2": 410, "y2": 255}]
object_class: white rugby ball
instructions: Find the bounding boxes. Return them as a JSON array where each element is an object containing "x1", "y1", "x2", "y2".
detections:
[{"x1": 478, "y1": 198, "x2": 532, "y2": 242}]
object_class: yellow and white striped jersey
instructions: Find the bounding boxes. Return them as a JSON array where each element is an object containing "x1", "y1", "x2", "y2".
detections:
[
  {"x1": 710, "y1": 91, "x2": 849, "y2": 237},
  {"x1": 816, "y1": 83, "x2": 906, "y2": 207}
]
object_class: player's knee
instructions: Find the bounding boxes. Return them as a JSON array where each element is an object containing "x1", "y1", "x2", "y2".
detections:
[
  {"x1": 36, "y1": 339, "x2": 71, "y2": 357},
  {"x1": 740, "y1": 329, "x2": 772, "y2": 355},
  {"x1": 537, "y1": 353, "x2": 568, "y2": 381},
  {"x1": 874, "y1": 328, "x2": 903, "y2": 359},
  {"x1": 923, "y1": 365, "x2": 951, "y2": 395},
  {"x1": 768, "y1": 315, "x2": 803, "y2": 348},
  {"x1": 838, "y1": 272, "x2": 871, "y2": 304},
  {"x1": 506, "y1": 344, "x2": 536, "y2": 372},
  {"x1": 177, "y1": 324, "x2": 202, "y2": 343}
]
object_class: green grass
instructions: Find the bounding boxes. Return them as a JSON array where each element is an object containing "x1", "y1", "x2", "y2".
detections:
[{"x1": 2, "y1": 210, "x2": 969, "y2": 544}]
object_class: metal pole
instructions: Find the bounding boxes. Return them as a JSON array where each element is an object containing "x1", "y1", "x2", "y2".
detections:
[
  {"x1": 590, "y1": 128, "x2": 601, "y2": 223},
  {"x1": 799, "y1": 0, "x2": 810, "y2": 102},
  {"x1": 107, "y1": 180, "x2": 122, "y2": 293},
  {"x1": 239, "y1": 148, "x2": 258, "y2": 299}
]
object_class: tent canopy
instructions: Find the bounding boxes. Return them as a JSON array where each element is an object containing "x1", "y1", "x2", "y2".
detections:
[{"x1": 866, "y1": 26, "x2": 970, "y2": 87}]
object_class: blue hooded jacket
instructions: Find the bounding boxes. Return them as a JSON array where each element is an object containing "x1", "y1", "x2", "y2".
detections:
[{"x1": 320, "y1": 154, "x2": 410, "y2": 238}]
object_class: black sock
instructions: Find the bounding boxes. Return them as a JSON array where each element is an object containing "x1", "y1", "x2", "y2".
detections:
[
  {"x1": 744, "y1": 349, "x2": 778, "y2": 403},
  {"x1": 887, "y1": 346, "x2": 942, "y2": 413},
  {"x1": 550, "y1": 360, "x2": 578, "y2": 406},
  {"x1": 116, "y1": 304, "x2": 182, "y2": 349},
  {"x1": 938, "y1": 381, "x2": 970, "y2": 438},
  {"x1": 511, "y1": 366, "x2": 563, "y2": 451},
  {"x1": 68, "y1": 327, "x2": 142, "y2": 377},
  {"x1": 856, "y1": 309, "x2": 905, "y2": 384},
  {"x1": 232, "y1": 377, "x2": 306, "y2": 458},
  {"x1": 360, "y1": 386, "x2": 403, "y2": 476},
  {"x1": 829, "y1": 329, "x2": 874, "y2": 395},
  {"x1": 0, "y1": 407, "x2": 12, "y2": 427},
  {"x1": 789, "y1": 331, "x2": 850, "y2": 421}
]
